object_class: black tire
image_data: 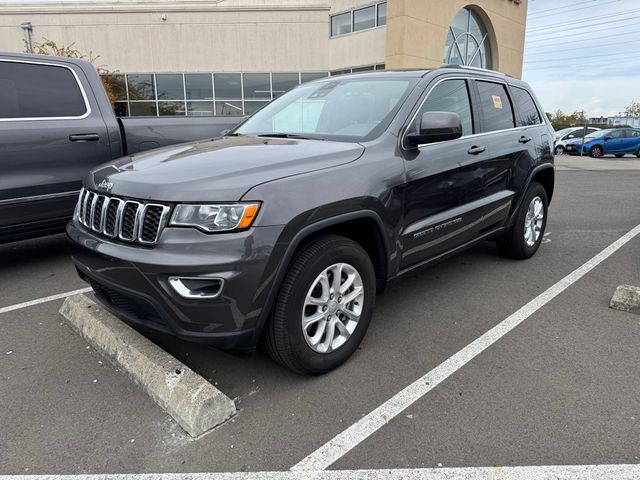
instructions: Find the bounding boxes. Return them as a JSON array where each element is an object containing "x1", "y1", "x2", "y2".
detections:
[
  {"x1": 615, "y1": 154, "x2": 624, "y2": 158},
  {"x1": 264, "y1": 234, "x2": 376, "y2": 375},
  {"x1": 590, "y1": 145, "x2": 603, "y2": 158},
  {"x1": 636, "y1": 149, "x2": 640, "y2": 158},
  {"x1": 497, "y1": 182, "x2": 548, "y2": 260},
  {"x1": 554, "y1": 145, "x2": 564, "y2": 155}
]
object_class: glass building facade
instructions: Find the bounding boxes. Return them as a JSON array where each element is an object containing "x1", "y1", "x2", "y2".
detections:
[{"x1": 105, "y1": 71, "x2": 331, "y2": 117}]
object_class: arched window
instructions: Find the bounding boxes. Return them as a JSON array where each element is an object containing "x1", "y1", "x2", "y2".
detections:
[{"x1": 443, "y1": 7, "x2": 492, "y2": 69}]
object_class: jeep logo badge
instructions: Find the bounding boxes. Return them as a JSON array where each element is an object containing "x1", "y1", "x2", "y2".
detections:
[{"x1": 97, "y1": 178, "x2": 114, "y2": 192}]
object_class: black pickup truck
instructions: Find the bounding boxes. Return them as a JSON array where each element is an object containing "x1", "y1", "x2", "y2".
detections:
[{"x1": 0, "y1": 52, "x2": 242, "y2": 243}]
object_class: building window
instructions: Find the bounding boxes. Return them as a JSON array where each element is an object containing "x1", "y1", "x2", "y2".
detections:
[
  {"x1": 354, "y1": 6, "x2": 376, "y2": 32},
  {"x1": 301, "y1": 72, "x2": 329, "y2": 84},
  {"x1": 330, "y1": 63, "x2": 385, "y2": 76},
  {"x1": 331, "y1": 12, "x2": 352, "y2": 36},
  {"x1": 330, "y1": 2, "x2": 387, "y2": 37},
  {"x1": 377, "y1": 2, "x2": 387, "y2": 26},
  {"x1": 443, "y1": 7, "x2": 492, "y2": 69},
  {"x1": 272, "y1": 73, "x2": 300, "y2": 98}
]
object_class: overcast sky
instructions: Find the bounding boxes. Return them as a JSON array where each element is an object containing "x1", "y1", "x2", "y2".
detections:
[{"x1": 524, "y1": 0, "x2": 640, "y2": 117}]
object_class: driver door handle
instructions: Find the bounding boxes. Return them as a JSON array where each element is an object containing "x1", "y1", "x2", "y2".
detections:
[
  {"x1": 518, "y1": 136, "x2": 532, "y2": 144},
  {"x1": 467, "y1": 145, "x2": 486, "y2": 155},
  {"x1": 69, "y1": 133, "x2": 100, "y2": 142}
]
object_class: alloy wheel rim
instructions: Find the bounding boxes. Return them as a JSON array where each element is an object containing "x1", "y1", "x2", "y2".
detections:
[
  {"x1": 593, "y1": 146, "x2": 602, "y2": 157},
  {"x1": 301, "y1": 262, "x2": 364, "y2": 354},
  {"x1": 524, "y1": 196, "x2": 544, "y2": 247}
]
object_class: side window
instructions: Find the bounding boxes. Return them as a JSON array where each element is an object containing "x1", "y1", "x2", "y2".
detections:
[
  {"x1": 511, "y1": 86, "x2": 542, "y2": 126},
  {"x1": 0, "y1": 61, "x2": 87, "y2": 119},
  {"x1": 610, "y1": 130, "x2": 625, "y2": 139},
  {"x1": 587, "y1": 128, "x2": 599, "y2": 134},
  {"x1": 411, "y1": 79, "x2": 473, "y2": 137},
  {"x1": 571, "y1": 130, "x2": 585, "y2": 139},
  {"x1": 476, "y1": 81, "x2": 515, "y2": 132}
]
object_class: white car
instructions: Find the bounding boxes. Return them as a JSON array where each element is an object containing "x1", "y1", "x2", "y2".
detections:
[{"x1": 554, "y1": 127, "x2": 601, "y2": 155}]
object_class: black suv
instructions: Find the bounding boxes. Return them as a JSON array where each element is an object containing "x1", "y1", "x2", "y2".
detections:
[{"x1": 68, "y1": 66, "x2": 554, "y2": 374}]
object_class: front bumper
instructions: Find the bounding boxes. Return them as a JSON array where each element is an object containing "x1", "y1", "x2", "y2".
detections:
[
  {"x1": 565, "y1": 143, "x2": 586, "y2": 155},
  {"x1": 67, "y1": 220, "x2": 284, "y2": 350}
]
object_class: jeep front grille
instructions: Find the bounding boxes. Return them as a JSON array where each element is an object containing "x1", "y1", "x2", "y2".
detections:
[{"x1": 76, "y1": 188, "x2": 170, "y2": 245}]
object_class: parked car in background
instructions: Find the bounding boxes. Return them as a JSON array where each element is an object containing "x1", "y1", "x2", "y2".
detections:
[
  {"x1": 565, "y1": 128, "x2": 640, "y2": 158},
  {"x1": 68, "y1": 66, "x2": 555, "y2": 374},
  {"x1": 0, "y1": 52, "x2": 243, "y2": 244},
  {"x1": 553, "y1": 126, "x2": 600, "y2": 155}
]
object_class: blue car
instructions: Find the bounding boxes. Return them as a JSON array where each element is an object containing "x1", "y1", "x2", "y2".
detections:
[{"x1": 565, "y1": 128, "x2": 640, "y2": 158}]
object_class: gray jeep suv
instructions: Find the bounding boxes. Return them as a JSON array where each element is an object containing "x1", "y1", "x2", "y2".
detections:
[{"x1": 68, "y1": 66, "x2": 555, "y2": 374}]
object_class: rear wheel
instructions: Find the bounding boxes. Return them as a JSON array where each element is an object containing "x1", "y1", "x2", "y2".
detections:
[
  {"x1": 636, "y1": 149, "x2": 640, "y2": 158},
  {"x1": 497, "y1": 182, "x2": 548, "y2": 260},
  {"x1": 615, "y1": 154, "x2": 624, "y2": 158},
  {"x1": 590, "y1": 145, "x2": 603, "y2": 158},
  {"x1": 554, "y1": 145, "x2": 565, "y2": 155},
  {"x1": 264, "y1": 234, "x2": 376, "y2": 375}
]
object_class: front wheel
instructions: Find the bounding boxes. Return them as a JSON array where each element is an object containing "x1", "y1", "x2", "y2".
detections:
[
  {"x1": 590, "y1": 145, "x2": 603, "y2": 158},
  {"x1": 264, "y1": 234, "x2": 376, "y2": 375},
  {"x1": 497, "y1": 182, "x2": 548, "y2": 260},
  {"x1": 554, "y1": 145, "x2": 565, "y2": 155}
]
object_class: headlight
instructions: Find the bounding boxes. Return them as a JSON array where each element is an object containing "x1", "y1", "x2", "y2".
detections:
[{"x1": 170, "y1": 203, "x2": 260, "y2": 232}]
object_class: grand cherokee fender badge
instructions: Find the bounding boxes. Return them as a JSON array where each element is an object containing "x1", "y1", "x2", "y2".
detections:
[{"x1": 96, "y1": 178, "x2": 114, "y2": 192}]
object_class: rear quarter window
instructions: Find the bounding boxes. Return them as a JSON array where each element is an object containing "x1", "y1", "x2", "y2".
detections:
[
  {"x1": 511, "y1": 86, "x2": 542, "y2": 126},
  {"x1": 0, "y1": 60, "x2": 87, "y2": 119},
  {"x1": 475, "y1": 81, "x2": 515, "y2": 132}
]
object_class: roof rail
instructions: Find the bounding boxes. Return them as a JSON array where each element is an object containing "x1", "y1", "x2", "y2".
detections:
[{"x1": 440, "y1": 64, "x2": 512, "y2": 77}]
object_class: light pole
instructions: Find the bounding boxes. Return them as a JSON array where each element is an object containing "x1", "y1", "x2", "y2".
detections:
[{"x1": 20, "y1": 22, "x2": 33, "y2": 53}]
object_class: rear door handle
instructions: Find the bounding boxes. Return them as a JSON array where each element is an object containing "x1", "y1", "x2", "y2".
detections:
[
  {"x1": 69, "y1": 133, "x2": 100, "y2": 142},
  {"x1": 518, "y1": 136, "x2": 532, "y2": 144},
  {"x1": 467, "y1": 145, "x2": 486, "y2": 155}
]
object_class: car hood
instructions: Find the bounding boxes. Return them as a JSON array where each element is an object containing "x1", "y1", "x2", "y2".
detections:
[{"x1": 88, "y1": 136, "x2": 364, "y2": 202}]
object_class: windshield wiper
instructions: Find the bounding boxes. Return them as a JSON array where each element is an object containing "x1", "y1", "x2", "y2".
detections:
[{"x1": 255, "y1": 133, "x2": 324, "y2": 141}]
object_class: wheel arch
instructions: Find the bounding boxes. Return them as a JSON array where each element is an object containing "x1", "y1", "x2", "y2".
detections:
[
  {"x1": 506, "y1": 164, "x2": 554, "y2": 228},
  {"x1": 531, "y1": 165, "x2": 555, "y2": 204},
  {"x1": 255, "y1": 210, "x2": 391, "y2": 335}
]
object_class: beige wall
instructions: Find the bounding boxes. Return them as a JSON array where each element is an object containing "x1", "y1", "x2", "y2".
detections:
[
  {"x1": 0, "y1": 1, "x2": 335, "y2": 72},
  {"x1": 385, "y1": 0, "x2": 528, "y2": 78}
]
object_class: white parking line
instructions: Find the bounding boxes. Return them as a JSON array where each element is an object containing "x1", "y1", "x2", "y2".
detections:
[
  {"x1": 4, "y1": 464, "x2": 640, "y2": 479},
  {"x1": 0, "y1": 288, "x2": 92, "y2": 315},
  {"x1": 291, "y1": 222, "x2": 640, "y2": 471}
]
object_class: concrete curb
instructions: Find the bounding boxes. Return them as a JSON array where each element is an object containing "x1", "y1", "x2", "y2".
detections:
[
  {"x1": 610, "y1": 284, "x2": 640, "y2": 315},
  {"x1": 60, "y1": 293, "x2": 236, "y2": 437}
]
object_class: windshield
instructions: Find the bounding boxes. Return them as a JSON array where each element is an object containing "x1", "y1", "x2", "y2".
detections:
[
  {"x1": 235, "y1": 77, "x2": 415, "y2": 142},
  {"x1": 555, "y1": 128, "x2": 576, "y2": 138}
]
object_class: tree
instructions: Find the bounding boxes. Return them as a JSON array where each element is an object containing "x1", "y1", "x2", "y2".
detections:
[
  {"x1": 28, "y1": 38, "x2": 121, "y2": 107},
  {"x1": 546, "y1": 109, "x2": 589, "y2": 130},
  {"x1": 624, "y1": 101, "x2": 640, "y2": 117}
]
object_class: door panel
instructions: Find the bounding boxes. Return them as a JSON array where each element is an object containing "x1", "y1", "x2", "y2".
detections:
[
  {"x1": 400, "y1": 136, "x2": 498, "y2": 268},
  {"x1": 603, "y1": 130, "x2": 625, "y2": 153},
  {"x1": 0, "y1": 59, "x2": 112, "y2": 229}
]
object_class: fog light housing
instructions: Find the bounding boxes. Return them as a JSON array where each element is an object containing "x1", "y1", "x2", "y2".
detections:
[{"x1": 168, "y1": 276, "x2": 224, "y2": 299}]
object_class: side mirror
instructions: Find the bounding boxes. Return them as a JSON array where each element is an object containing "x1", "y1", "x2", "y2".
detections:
[
  {"x1": 604, "y1": 136, "x2": 612, "y2": 141},
  {"x1": 406, "y1": 111, "x2": 463, "y2": 148}
]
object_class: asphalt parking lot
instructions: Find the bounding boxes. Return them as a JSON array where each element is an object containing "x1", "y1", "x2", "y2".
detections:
[{"x1": 1, "y1": 155, "x2": 639, "y2": 477}]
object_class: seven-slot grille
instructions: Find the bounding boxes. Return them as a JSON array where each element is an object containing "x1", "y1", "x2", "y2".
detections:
[{"x1": 76, "y1": 188, "x2": 169, "y2": 245}]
